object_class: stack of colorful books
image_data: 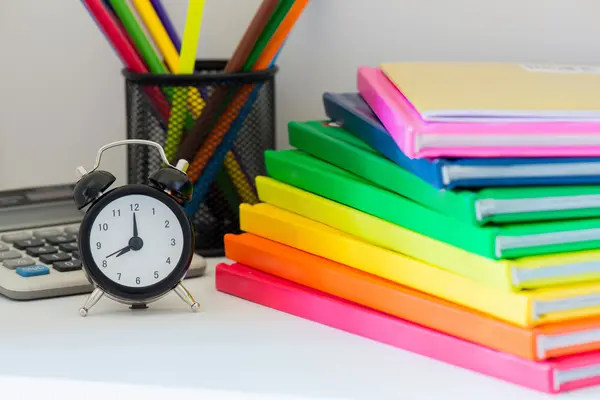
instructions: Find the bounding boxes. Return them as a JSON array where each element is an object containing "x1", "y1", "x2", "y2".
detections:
[{"x1": 215, "y1": 62, "x2": 600, "y2": 394}]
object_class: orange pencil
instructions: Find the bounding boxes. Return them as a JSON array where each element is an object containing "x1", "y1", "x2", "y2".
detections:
[
  {"x1": 185, "y1": 0, "x2": 310, "y2": 182},
  {"x1": 224, "y1": 232, "x2": 600, "y2": 362}
]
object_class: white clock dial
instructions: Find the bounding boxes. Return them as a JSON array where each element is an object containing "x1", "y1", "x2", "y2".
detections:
[{"x1": 88, "y1": 194, "x2": 184, "y2": 288}]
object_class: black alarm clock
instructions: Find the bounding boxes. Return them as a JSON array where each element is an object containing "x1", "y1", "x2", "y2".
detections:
[{"x1": 73, "y1": 139, "x2": 200, "y2": 316}]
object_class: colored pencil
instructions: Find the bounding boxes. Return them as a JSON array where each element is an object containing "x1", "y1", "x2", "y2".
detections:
[
  {"x1": 150, "y1": 0, "x2": 182, "y2": 51},
  {"x1": 173, "y1": 0, "x2": 281, "y2": 206},
  {"x1": 164, "y1": 0, "x2": 206, "y2": 162},
  {"x1": 175, "y1": 0, "x2": 281, "y2": 162},
  {"x1": 131, "y1": 0, "x2": 206, "y2": 115},
  {"x1": 185, "y1": 0, "x2": 310, "y2": 183},
  {"x1": 184, "y1": 1, "x2": 308, "y2": 214},
  {"x1": 183, "y1": 50, "x2": 282, "y2": 215},
  {"x1": 242, "y1": 0, "x2": 295, "y2": 71},
  {"x1": 108, "y1": 0, "x2": 203, "y2": 138},
  {"x1": 108, "y1": 0, "x2": 167, "y2": 74},
  {"x1": 81, "y1": 0, "x2": 170, "y2": 121},
  {"x1": 184, "y1": 81, "x2": 267, "y2": 214},
  {"x1": 132, "y1": 0, "x2": 179, "y2": 72}
]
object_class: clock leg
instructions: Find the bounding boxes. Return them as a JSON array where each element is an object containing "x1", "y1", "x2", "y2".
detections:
[
  {"x1": 79, "y1": 287, "x2": 105, "y2": 317},
  {"x1": 173, "y1": 283, "x2": 200, "y2": 312}
]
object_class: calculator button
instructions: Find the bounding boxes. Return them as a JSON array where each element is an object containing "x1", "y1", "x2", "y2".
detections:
[
  {"x1": 72, "y1": 251, "x2": 80, "y2": 259},
  {"x1": 3, "y1": 257, "x2": 35, "y2": 270},
  {"x1": 0, "y1": 243, "x2": 8, "y2": 252},
  {"x1": 16, "y1": 265, "x2": 50, "y2": 277},
  {"x1": 32, "y1": 229, "x2": 63, "y2": 238},
  {"x1": 59, "y1": 242, "x2": 79, "y2": 252},
  {"x1": 0, "y1": 250, "x2": 21, "y2": 261},
  {"x1": 64, "y1": 225, "x2": 80, "y2": 234},
  {"x1": 53, "y1": 259, "x2": 82, "y2": 272},
  {"x1": 1, "y1": 232, "x2": 32, "y2": 243},
  {"x1": 39, "y1": 252, "x2": 71, "y2": 264},
  {"x1": 13, "y1": 238, "x2": 45, "y2": 250},
  {"x1": 26, "y1": 246, "x2": 58, "y2": 257},
  {"x1": 46, "y1": 234, "x2": 77, "y2": 245}
]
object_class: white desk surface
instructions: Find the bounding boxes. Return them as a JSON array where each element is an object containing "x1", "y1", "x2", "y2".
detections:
[{"x1": 0, "y1": 257, "x2": 598, "y2": 400}]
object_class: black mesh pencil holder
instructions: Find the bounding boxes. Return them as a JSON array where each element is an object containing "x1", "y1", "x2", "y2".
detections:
[{"x1": 123, "y1": 59, "x2": 277, "y2": 257}]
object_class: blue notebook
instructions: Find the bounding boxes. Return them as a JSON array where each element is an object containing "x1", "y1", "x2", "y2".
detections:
[{"x1": 323, "y1": 92, "x2": 600, "y2": 189}]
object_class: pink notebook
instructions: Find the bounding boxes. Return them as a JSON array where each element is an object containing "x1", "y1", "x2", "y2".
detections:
[
  {"x1": 216, "y1": 262, "x2": 600, "y2": 394},
  {"x1": 357, "y1": 66, "x2": 600, "y2": 159}
]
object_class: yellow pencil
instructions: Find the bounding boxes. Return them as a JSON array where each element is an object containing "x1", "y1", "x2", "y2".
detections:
[
  {"x1": 224, "y1": 152, "x2": 259, "y2": 204},
  {"x1": 131, "y1": 0, "x2": 180, "y2": 72},
  {"x1": 163, "y1": 0, "x2": 206, "y2": 161},
  {"x1": 132, "y1": 0, "x2": 206, "y2": 116}
]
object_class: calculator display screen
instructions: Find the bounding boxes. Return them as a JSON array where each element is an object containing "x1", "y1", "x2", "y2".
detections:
[{"x1": 0, "y1": 185, "x2": 82, "y2": 232}]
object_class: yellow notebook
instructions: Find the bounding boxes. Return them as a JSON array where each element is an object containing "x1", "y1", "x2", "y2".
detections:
[
  {"x1": 240, "y1": 201, "x2": 600, "y2": 328},
  {"x1": 379, "y1": 62, "x2": 600, "y2": 121},
  {"x1": 255, "y1": 176, "x2": 600, "y2": 291}
]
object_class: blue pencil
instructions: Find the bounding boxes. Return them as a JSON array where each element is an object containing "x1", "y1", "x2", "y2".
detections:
[
  {"x1": 184, "y1": 83, "x2": 265, "y2": 215},
  {"x1": 149, "y1": 0, "x2": 182, "y2": 51}
]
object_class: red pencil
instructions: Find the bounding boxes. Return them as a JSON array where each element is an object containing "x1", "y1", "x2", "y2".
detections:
[{"x1": 81, "y1": 0, "x2": 170, "y2": 120}]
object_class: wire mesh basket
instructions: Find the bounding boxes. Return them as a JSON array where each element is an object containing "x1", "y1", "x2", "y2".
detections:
[{"x1": 122, "y1": 60, "x2": 277, "y2": 257}]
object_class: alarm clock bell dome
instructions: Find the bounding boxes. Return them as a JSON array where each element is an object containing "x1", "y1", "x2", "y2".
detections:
[
  {"x1": 73, "y1": 170, "x2": 116, "y2": 209},
  {"x1": 149, "y1": 167, "x2": 193, "y2": 202}
]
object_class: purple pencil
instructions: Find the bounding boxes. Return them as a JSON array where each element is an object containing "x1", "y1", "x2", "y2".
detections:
[{"x1": 149, "y1": 0, "x2": 182, "y2": 51}]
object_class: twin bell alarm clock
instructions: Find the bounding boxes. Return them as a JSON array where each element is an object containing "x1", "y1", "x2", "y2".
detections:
[{"x1": 73, "y1": 139, "x2": 200, "y2": 316}]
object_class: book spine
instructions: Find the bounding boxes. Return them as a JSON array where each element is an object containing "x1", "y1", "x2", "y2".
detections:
[
  {"x1": 429, "y1": 159, "x2": 449, "y2": 189},
  {"x1": 322, "y1": 93, "x2": 443, "y2": 187},
  {"x1": 357, "y1": 67, "x2": 418, "y2": 158}
]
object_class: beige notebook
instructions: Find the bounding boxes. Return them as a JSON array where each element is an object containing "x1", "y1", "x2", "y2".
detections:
[{"x1": 379, "y1": 62, "x2": 600, "y2": 122}]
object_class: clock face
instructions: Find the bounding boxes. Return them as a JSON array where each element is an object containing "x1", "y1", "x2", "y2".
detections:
[{"x1": 86, "y1": 193, "x2": 185, "y2": 288}]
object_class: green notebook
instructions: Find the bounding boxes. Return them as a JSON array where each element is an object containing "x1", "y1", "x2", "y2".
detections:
[
  {"x1": 265, "y1": 149, "x2": 600, "y2": 260},
  {"x1": 287, "y1": 120, "x2": 600, "y2": 225}
]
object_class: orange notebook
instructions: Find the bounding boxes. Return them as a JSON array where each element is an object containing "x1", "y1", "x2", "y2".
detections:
[{"x1": 224, "y1": 233, "x2": 600, "y2": 361}]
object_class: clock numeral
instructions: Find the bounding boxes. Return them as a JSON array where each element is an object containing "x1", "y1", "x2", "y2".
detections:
[
  {"x1": 166, "y1": 257, "x2": 171, "y2": 264},
  {"x1": 154, "y1": 271, "x2": 159, "y2": 279},
  {"x1": 170, "y1": 238, "x2": 176, "y2": 246},
  {"x1": 152, "y1": 208, "x2": 156, "y2": 215},
  {"x1": 117, "y1": 273, "x2": 121, "y2": 280},
  {"x1": 165, "y1": 220, "x2": 170, "y2": 228},
  {"x1": 102, "y1": 260, "x2": 107, "y2": 268},
  {"x1": 98, "y1": 223, "x2": 108, "y2": 231},
  {"x1": 112, "y1": 209, "x2": 121, "y2": 217},
  {"x1": 96, "y1": 242, "x2": 101, "y2": 250},
  {"x1": 130, "y1": 203, "x2": 139, "y2": 212},
  {"x1": 136, "y1": 277, "x2": 141, "y2": 285}
]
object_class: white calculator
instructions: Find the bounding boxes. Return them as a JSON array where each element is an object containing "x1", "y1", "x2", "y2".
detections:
[{"x1": 0, "y1": 184, "x2": 206, "y2": 300}]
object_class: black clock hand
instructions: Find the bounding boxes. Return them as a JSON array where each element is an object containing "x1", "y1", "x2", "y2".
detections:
[
  {"x1": 115, "y1": 246, "x2": 132, "y2": 257},
  {"x1": 106, "y1": 245, "x2": 131, "y2": 258},
  {"x1": 105, "y1": 235, "x2": 144, "y2": 259},
  {"x1": 133, "y1": 212, "x2": 138, "y2": 238}
]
